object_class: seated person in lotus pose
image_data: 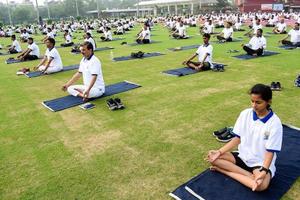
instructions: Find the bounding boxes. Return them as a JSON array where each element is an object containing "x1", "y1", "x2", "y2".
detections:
[
  {"x1": 20, "y1": 29, "x2": 30, "y2": 43},
  {"x1": 244, "y1": 19, "x2": 262, "y2": 37},
  {"x1": 61, "y1": 29, "x2": 74, "y2": 47},
  {"x1": 182, "y1": 33, "x2": 213, "y2": 71},
  {"x1": 201, "y1": 19, "x2": 214, "y2": 35},
  {"x1": 171, "y1": 22, "x2": 188, "y2": 39},
  {"x1": 8, "y1": 35, "x2": 22, "y2": 54},
  {"x1": 113, "y1": 24, "x2": 124, "y2": 35},
  {"x1": 17, "y1": 37, "x2": 40, "y2": 61},
  {"x1": 279, "y1": 22, "x2": 300, "y2": 47},
  {"x1": 273, "y1": 19, "x2": 287, "y2": 34},
  {"x1": 216, "y1": 22, "x2": 233, "y2": 42},
  {"x1": 62, "y1": 41, "x2": 105, "y2": 101},
  {"x1": 34, "y1": 38, "x2": 63, "y2": 74},
  {"x1": 242, "y1": 29, "x2": 266, "y2": 56},
  {"x1": 100, "y1": 27, "x2": 113, "y2": 41},
  {"x1": 207, "y1": 84, "x2": 282, "y2": 192},
  {"x1": 136, "y1": 24, "x2": 151, "y2": 44}
]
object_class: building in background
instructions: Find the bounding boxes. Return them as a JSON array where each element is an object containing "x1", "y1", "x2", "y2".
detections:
[{"x1": 235, "y1": 0, "x2": 300, "y2": 12}]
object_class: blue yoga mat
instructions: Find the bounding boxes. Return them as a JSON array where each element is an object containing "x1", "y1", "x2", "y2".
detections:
[
  {"x1": 113, "y1": 52, "x2": 164, "y2": 62},
  {"x1": 25, "y1": 64, "x2": 79, "y2": 78},
  {"x1": 162, "y1": 63, "x2": 226, "y2": 77},
  {"x1": 71, "y1": 47, "x2": 114, "y2": 54},
  {"x1": 168, "y1": 45, "x2": 199, "y2": 51},
  {"x1": 128, "y1": 41, "x2": 162, "y2": 46},
  {"x1": 6, "y1": 57, "x2": 42, "y2": 64},
  {"x1": 170, "y1": 124, "x2": 300, "y2": 200},
  {"x1": 42, "y1": 81, "x2": 141, "y2": 112},
  {"x1": 213, "y1": 38, "x2": 243, "y2": 44},
  {"x1": 233, "y1": 51, "x2": 280, "y2": 60}
]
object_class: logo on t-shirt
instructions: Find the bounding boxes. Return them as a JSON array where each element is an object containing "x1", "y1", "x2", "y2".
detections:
[{"x1": 263, "y1": 131, "x2": 270, "y2": 140}]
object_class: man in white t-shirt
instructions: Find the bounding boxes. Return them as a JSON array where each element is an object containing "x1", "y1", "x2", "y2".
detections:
[
  {"x1": 17, "y1": 37, "x2": 40, "y2": 61},
  {"x1": 201, "y1": 19, "x2": 214, "y2": 34},
  {"x1": 136, "y1": 24, "x2": 151, "y2": 44},
  {"x1": 84, "y1": 32, "x2": 96, "y2": 51},
  {"x1": 273, "y1": 19, "x2": 287, "y2": 34},
  {"x1": 20, "y1": 29, "x2": 30, "y2": 42},
  {"x1": 42, "y1": 27, "x2": 55, "y2": 43},
  {"x1": 61, "y1": 29, "x2": 74, "y2": 47},
  {"x1": 182, "y1": 33, "x2": 213, "y2": 71},
  {"x1": 171, "y1": 22, "x2": 188, "y2": 39},
  {"x1": 242, "y1": 29, "x2": 266, "y2": 56},
  {"x1": 216, "y1": 22, "x2": 233, "y2": 42},
  {"x1": 100, "y1": 27, "x2": 113, "y2": 41},
  {"x1": 62, "y1": 41, "x2": 105, "y2": 100},
  {"x1": 279, "y1": 22, "x2": 300, "y2": 47},
  {"x1": 34, "y1": 38, "x2": 63, "y2": 74},
  {"x1": 8, "y1": 35, "x2": 22, "y2": 54},
  {"x1": 244, "y1": 19, "x2": 263, "y2": 37}
]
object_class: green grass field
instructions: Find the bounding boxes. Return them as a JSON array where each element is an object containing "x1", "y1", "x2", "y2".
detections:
[{"x1": 0, "y1": 24, "x2": 299, "y2": 200}]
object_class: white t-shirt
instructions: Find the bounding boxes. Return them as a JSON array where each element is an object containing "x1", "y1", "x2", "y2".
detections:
[
  {"x1": 248, "y1": 36, "x2": 267, "y2": 50},
  {"x1": 233, "y1": 108, "x2": 283, "y2": 177},
  {"x1": 65, "y1": 34, "x2": 72, "y2": 44},
  {"x1": 45, "y1": 48, "x2": 63, "y2": 69},
  {"x1": 276, "y1": 23, "x2": 287, "y2": 32},
  {"x1": 204, "y1": 24, "x2": 214, "y2": 34},
  {"x1": 142, "y1": 29, "x2": 151, "y2": 40},
  {"x1": 222, "y1": 27, "x2": 233, "y2": 39},
  {"x1": 104, "y1": 30, "x2": 112, "y2": 40},
  {"x1": 177, "y1": 26, "x2": 186, "y2": 36},
  {"x1": 288, "y1": 29, "x2": 300, "y2": 43},
  {"x1": 253, "y1": 24, "x2": 263, "y2": 34},
  {"x1": 84, "y1": 37, "x2": 96, "y2": 51},
  {"x1": 196, "y1": 44, "x2": 213, "y2": 66},
  {"x1": 79, "y1": 55, "x2": 105, "y2": 91},
  {"x1": 12, "y1": 40, "x2": 22, "y2": 52},
  {"x1": 47, "y1": 31, "x2": 55, "y2": 38},
  {"x1": 28, "y1": 43, "x2": 40, "y2": 57},
  {"x1": 21, "y1": 32, "x2": 30, "y2": 39}
]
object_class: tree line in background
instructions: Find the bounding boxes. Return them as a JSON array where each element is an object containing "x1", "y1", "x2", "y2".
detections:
[
  {"x1": 0, "y1": 0, "x2": 137, "y2": 25},
  {"x1": 0, "y1": 0, "x2": 231, "y2": 26}
]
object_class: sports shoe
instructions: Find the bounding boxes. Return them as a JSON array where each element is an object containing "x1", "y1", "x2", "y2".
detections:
[
  {"x1": 270, "y1": 82, "x2": 276, "y2": 90},
  {"x1": 106, "y1": 98, "x2": 118, "y2": 110},
  {"x1": 114, "y1": 98, "x2": 125, "y2": 109},
  {"x1": 275, "y1": 82, "x2": 282, "y2": 91},
  {"x1": 216, "y1": 128, "x2": 235, "y2": 142},
  {"x1": 213, "y1": 127, "x2": 228, "y2": 137}
]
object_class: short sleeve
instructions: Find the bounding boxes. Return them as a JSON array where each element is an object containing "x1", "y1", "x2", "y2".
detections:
[
  {"x1": 265, "y1": 122, "x2": 283, "y2": 152},
  {"x1": 232, "y1": 112, "x2": 244, "y2": 138},
  {"x1": 89, "y1": 59, "x2": 101, "y2": 75}
]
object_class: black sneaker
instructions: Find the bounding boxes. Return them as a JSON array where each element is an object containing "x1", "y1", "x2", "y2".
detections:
[
  {"x1": 216, "y1": 128, "x2": 235, "y2": 142},
  {"x1": 114, "y1": 98, "x2": 125, "y2": 109},
  {"x1": 270, "y1": 82, "x2": 276, "y2": 91},
  {"x1": 213, "y1": 127, "x2": 228, "y2": 137},
  {"x1": 276, "y1": 82, "x2": 282, "y2": 91},
  {"x1": 106, "y1": 98, "x2": 118, "y2": 110}
]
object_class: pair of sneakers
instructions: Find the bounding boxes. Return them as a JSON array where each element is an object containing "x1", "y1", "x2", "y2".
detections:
[
  {"x1": 106, "y1": 98, "x2": 125, "y2": 110},
  {"x1": 295, "y1": 74, "x2": 300, "y2": 87},
  {"x1": 213, "y1": 127, "x2": 235, "y2": 142},
  {"x1": 270, "y1": 82, "x2": 281, "y2": 91},
  {"x1": 212, "y1": 65, "x2": 225, "y2": 72}
]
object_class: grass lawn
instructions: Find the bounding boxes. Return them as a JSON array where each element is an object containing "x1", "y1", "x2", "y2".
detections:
[{"x1": 0, "y1": 24, "x2": 299, "y2": 200}]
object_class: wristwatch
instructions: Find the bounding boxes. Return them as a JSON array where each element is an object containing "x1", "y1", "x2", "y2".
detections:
[{"x1": 259, "y1": 166, "x2": 269, "y2": 173}]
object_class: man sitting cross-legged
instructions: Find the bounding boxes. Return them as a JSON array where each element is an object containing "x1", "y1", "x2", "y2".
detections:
[
  {"x1": 242, "y1": 29, "x2": 266, "y2": 56},
  {"x1": 182, "y1": 33, "x2": 213, "y2": 71},
  {"x1": 62, "y1": 41, "x2": 105, "y2": 101},
  {"x1": 17, "y1": 37, "x2": 40, "y2": 61},
  {"x1": 34, "y1": 38, "x2": 62, "y2": 74},
  {"x1": 279, "y1": 22, "x2": 300, "y2": 47}
]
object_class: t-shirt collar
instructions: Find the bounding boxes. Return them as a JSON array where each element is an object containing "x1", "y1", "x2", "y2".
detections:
[
  {"x1": 85, "y1": 53, "x2": 94, "y2": 61},
  {"x1": 253, "y1": 109, "x2": 273, "y2": 123}
]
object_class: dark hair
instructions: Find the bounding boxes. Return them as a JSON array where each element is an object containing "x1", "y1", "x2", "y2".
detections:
[
  {"x1": 86, "y1": 32, "x2": 92, "y2": 37},
  {"x1": 81, "y1": 41, "x2": 94, "y2": 51},
  {"x1": 296, "y1": 22, "x2": 300, "y2": 26},
  {"x1": 46, "y1": 37, "x2": 55, "y2": 46},
  {"x1": 203, "y1": 33, "x2": 211, "y2": 39},
  {"x1": 257, "y1": 28, "x2": 263, "y2": 34},
  {"x1": 250, "y1": 84, "x2": 272, "y2": 108},
  {"x1": 28, "y1": 37, "x2": 33, "y2": 41},
  {"x1": 11, "y1": 34, "x2": 16, "y2": 39}
]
